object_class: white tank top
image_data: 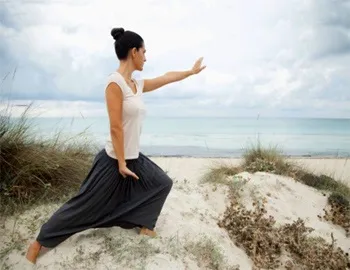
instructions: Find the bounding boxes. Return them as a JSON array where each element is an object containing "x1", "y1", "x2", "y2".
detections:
[{"x1": 105, "y1": 72, "x2": 146, "y2": 160}]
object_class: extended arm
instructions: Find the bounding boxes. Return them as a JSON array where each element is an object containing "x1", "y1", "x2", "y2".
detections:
[{"x1": 143, "y1": 57, "x2": 206, "y2": 93}]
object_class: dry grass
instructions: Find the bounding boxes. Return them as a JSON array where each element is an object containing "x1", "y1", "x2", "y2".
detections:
[
  {"x1": 297, "y1": 172, "x2": 350, "y2": 198},
  {"x1": 218, "y1": 198, "x2": 350, "y2": 269},
  {"x1": 185, "y1": 235, "x2": 239, "y2": 270},
  {"x1": 0, "y1": 105, "x2": 97, "y2": 216},
  {"x1": 242, "y1": 142, "x2": 296, "y2": 177},
  {"x1": 322, "y1": 193, "x2": 350, "y2": 237},
  {"x1": 244, "y1": 143, "x2": 350, "y2": 197},
  {"x1": 202, "y1": 164, "x2": 243, "y2": 186}
]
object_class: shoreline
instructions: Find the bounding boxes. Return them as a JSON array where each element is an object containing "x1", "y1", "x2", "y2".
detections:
[
  {"x1": 139, "y1": 145, "x2": 350, "y2": 159},
  {"x1": 146, "y1": 154, "x2": 350, "y2": 159}
]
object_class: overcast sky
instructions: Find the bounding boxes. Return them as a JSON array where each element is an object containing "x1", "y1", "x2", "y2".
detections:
[{"x1": 1, "y1": 0, "x2": 350, "y2": 118}]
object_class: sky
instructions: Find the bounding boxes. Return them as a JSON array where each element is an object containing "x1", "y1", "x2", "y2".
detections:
[{"x1": 1, "y1": 0, "x2": 350, "y2": 118}]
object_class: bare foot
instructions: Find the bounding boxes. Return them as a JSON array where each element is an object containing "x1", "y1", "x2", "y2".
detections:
[
  {"x1": 25, "y1": 241, "x2": 51, "y2": 264},
  {"x1": 139, "y1": 227, "x2": 157, "y2": 237},
  {"x1": 25, "y1": 241, "x2": 42, "y2": 264}
]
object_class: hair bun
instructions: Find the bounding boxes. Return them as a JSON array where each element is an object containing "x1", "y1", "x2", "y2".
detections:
[{"x1": 111, "y1": 27, "x2": 125, "y2": 41}]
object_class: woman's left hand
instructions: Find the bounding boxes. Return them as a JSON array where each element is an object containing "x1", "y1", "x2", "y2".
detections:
[{"x1": 191, "y1": 57, "x2": 206, "y2": 75}]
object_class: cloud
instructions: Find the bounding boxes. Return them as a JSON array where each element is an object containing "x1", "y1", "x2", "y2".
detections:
[{"x1": 1, "y1": 0, "x2": 350, "y2": 118}]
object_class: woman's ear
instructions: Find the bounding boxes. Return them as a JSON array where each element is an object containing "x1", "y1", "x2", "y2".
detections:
[{"x1": 131, "y1": 47, "x2": 137, "y2": 58}]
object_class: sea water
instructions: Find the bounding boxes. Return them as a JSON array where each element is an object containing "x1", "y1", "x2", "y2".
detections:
[{"x1": 24, "y1": 117, "x2": 350, "y2": 158}]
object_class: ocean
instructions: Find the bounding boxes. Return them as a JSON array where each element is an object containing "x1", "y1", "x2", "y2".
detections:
[{"x1": 23, "y1": 116, "x2": 350, "y2": 158}]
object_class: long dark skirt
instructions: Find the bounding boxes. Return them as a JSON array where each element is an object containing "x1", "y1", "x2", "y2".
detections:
[{"x1": 36, "y1": 149, "x2": 173, "y2": 248}]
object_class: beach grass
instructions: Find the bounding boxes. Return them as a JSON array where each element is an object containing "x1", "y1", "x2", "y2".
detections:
[
  {"x1": 203, "y1": 141, "x2": 350, "y2": 201},
  {"x1": 185, "y1": 235, "x2": 238, "y2": 270},
  {"x1": 0, "y1": 104, "x2": 97, "y2": 216}
]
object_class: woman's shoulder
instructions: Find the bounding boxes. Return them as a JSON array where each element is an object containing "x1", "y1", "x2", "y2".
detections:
[
  {"x1": 106, "y1": 72, "x2": 126, "y2": 90},
  {"x1": 107, "y1": 71, "x2": 122, "y2": 82}
]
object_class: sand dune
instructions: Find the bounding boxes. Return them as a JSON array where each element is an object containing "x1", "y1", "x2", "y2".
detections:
[{"x1": 1, "y1": 157, "x2": 349, "y2": 269}]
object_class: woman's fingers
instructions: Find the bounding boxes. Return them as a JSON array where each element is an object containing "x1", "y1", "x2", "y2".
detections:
[
  {"x1": 120, "y1": 168, "x2": 139, "y2": 180},
  {"x1": 130, "y1": 172, "x2": 139, "y2": 180}
]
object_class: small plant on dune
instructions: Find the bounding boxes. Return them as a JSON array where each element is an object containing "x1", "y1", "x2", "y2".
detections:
[
  {"x1": 218, "y1": 198, "x2": 350, "y2": 269},
  {"x1": 202, "y1": 163, "x2": 243, "y2": 186},
  {"x1": 185, "y1": 235, "x2": 239, "y2": 270},
  {"x1": 243, "y1": 142, "x2": 350, "y2": 198},
  {"x1": 242, "y1": 141, "x2": 297, "y2": 177},
  {"x1": 0, "y1": 104, "x2": 97, "y2": 216},
  {"x1": 297, "y1": 172, "x2": 350, "y2": 197},
  {"x1": 218, "y1": 199, "x2": 282, "y2": 269},
  {"x1": 322, "y1": 192, "x2": 350, "y2": 237},
  {"x1": 294, "y1": 169, "x2": 350, "y2": 235},
  {"x1": 201, "y1": 141, "x2": 298, "y2": 191}
]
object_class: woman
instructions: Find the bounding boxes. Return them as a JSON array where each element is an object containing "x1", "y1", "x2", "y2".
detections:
[{"x1": 26, "y1": 27, "x2": 206, "y2": 264}]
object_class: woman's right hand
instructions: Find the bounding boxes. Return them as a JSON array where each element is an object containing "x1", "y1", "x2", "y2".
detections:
[{"x1": 119, "y1": 164, "x2": 139, "y2": 180}]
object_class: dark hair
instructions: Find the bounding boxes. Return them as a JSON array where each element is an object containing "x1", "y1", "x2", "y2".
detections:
[{"x1": 111, "y1": 27, "x2": 144, "y2": 60}]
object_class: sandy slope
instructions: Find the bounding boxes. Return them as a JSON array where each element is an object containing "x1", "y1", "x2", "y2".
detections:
[{"x1": 1, "y1": 158, "x2": 349, "y2": 270}]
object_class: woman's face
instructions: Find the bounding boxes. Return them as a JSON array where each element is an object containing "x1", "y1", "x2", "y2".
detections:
[{"x1": 132, "y1": 44, "x2": 146, "y2": 71}]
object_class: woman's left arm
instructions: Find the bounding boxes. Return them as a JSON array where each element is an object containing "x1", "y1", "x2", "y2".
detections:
[{"x1": 143, "y1": 57, "x2": 206, "y2": 93}]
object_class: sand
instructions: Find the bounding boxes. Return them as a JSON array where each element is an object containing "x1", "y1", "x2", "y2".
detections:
[{"x1": 1, "y1": 157, "x2": 349, "y2": 269}]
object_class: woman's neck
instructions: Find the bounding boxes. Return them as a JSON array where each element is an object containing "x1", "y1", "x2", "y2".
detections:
[{"x1": 117, "y1": 61, "x2": 135, "y2": 81}]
